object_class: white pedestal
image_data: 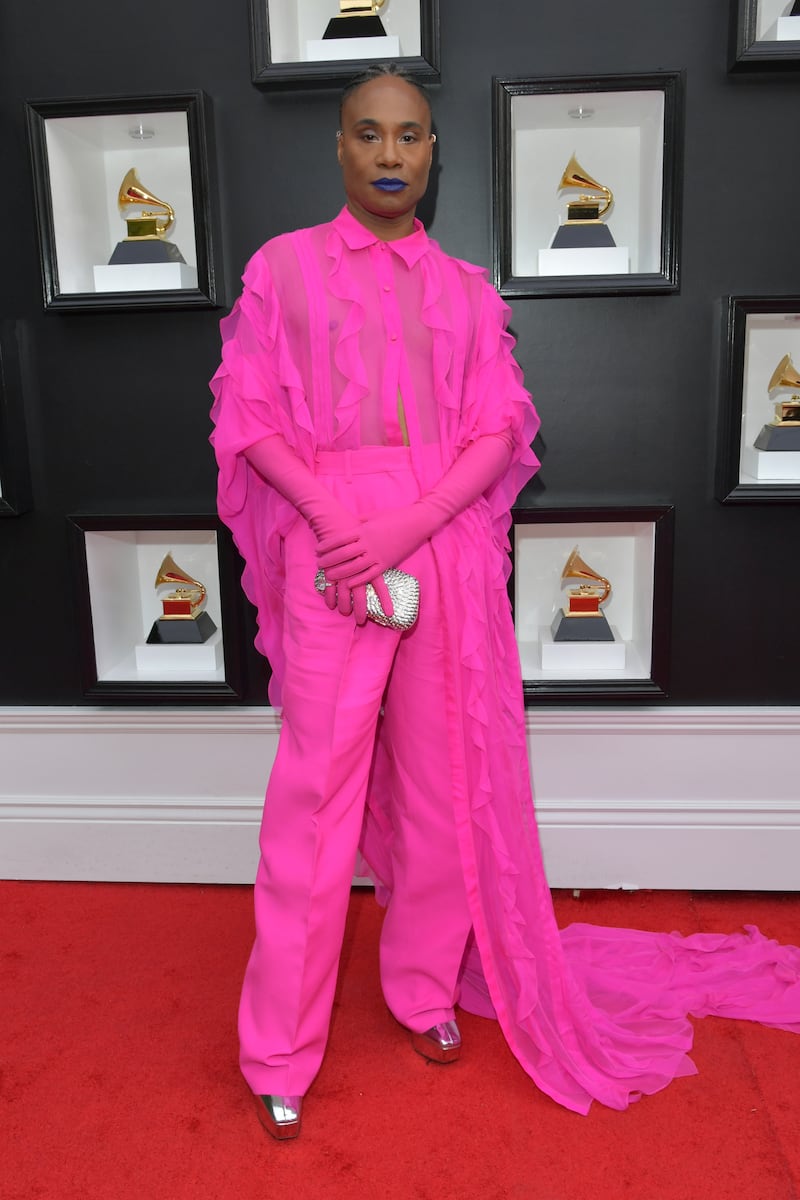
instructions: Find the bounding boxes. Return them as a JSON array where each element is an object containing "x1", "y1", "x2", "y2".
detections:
[
  {"x1": 540, "y1": 625, "x2": 627, "y2": 671},
  {"x1": 93, "y1": 263, "x2": 198, "y2": 293},
  {"x1": 304, "y1": 34, "x2": 400, "y2": 61},
  {"x1": 766, "y1": 15, "x2": 800, "y2": 39},
  {"x1": 134, "y1": 629, "x2": 224, "y2": 676},
  {"x1": 741, "y1": 445, "x2": 800, "y2": 481},
  {"x1": 538, "y1": 246, "x2": 630, "y2": 277}
]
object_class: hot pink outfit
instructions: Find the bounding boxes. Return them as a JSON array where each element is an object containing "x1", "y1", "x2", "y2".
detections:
[{"x1": 210, "y1": 207, "x2": 800, "y2": 1114}]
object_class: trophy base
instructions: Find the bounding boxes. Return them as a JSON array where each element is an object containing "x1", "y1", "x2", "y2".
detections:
[
  {"x1": 741, "y1": 444, "x2": 800, "y2": 480},
  {"x1": 551, "y1": 223, "x2": 616, "y2": 249},
  {"x1": 108, "y1": 239, "x2": 186, "y2": 265},
  {"x1": 540, "y1": 625, "x2": 627, "y2": 671},
  {"x1": 538, "y1": 245, "x2": 629, "y2": 277},
  {"x1": 93, "y1": 262, "x2": 198, "y2": 293},
  {"x1": 323, "y1": 15, "x2": 386, "y2": 38},
  {"x1": 765, "y1": 15, "x2": 800, "y2": 40},
  {"x1": 753, "y1": 423, "x2": 800, "y2": 451},
  {"x1": 147, "y1": 611, "x2": 217, "y2": 645},
  {"x1": 551, "y1": 610, "x2": 614, "y2": 642},
  {"x1": 305, "y1": 33, "x2": 399, "y2": 60}
]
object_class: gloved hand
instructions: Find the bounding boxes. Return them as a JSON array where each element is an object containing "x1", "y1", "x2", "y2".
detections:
[
  {"x1": 318, "y1": 431, "x2": 515, "y2": 590},
  {"x1": 243, "y1": 433, "x2": 359, "y2": 549},
  {"x1": 321, "y1": 577, "x2": 394, "y2": 625}
]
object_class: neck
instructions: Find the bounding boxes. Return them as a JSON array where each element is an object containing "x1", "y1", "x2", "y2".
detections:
[{"x1": 345, "y1": 198, "x2": 417, "y2": 242}]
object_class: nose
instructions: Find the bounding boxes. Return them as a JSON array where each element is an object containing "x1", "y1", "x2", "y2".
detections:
[{"x1": 377, "y1": 141, "x2": 402, "y2": 169}]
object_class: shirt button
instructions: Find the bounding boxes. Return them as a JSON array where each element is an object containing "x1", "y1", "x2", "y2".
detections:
[
  {"x1": 390, "y1": 333, "x2": 398, "y2": 341},
  {"x1": 383, "y1": 285, "x2": 391, "y2": 292}
]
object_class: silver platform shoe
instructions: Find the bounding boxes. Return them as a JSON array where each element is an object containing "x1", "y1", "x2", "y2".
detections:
[
  {"x1": 410, "y1": 1018, "x2": 462, "y2": 1064},
  {"x1": 254, "y1": 1093, "x2": 303, "y2": 1140}
]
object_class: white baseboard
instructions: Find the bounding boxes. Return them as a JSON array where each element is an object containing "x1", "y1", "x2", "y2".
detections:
[{"x1": 1, "y1": 706, "x2": 798, "y2": 889}]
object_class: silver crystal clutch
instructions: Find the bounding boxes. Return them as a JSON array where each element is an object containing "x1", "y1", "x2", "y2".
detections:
[{"x1": 314, "y1": 566, "x2": 419, "y2": 631}]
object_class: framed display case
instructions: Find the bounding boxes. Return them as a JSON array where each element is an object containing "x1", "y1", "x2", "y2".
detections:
[
  {"x1": 26, "y1": 92, "x2": 221, "y2": 312},
  {"x1": 0, "y1": 322, "x2": 32, "y2": 518},
  {"x1": 492, "y1": 73, "x2": 684, "y2": 299},
  {"x1": 249, "y1": 0, "x2": 440, "y2": 87},
  {"x1": 68, "y1": 515, "x2": 245, "y2": 701},
  {"x1": 510, "y1": 506, "x2": 674, "y2": 700},
  {"x1": 717, "y1": 296, "x2": 800, "y2": 502},
  {"x1": 730, "y1": 0, "x2": 800, "y2": 70}
]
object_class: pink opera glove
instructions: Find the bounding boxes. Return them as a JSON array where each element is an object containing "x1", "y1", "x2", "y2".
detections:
[
  {"x1": 317, "y1": 431, "x2": 515, "y2": 591},
  {"x1": 243, "y1": 434, "x2": 359, "y2": 548}
]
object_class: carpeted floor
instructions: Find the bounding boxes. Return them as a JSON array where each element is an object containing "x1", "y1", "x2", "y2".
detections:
[{"x1": 1, "y1": 882, "x2": 799, "y2": 1200}]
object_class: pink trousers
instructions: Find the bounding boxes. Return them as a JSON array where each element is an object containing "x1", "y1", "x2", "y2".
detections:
[{"x1": 238, "y1": 448, "x2": 472, "y2": 1096}]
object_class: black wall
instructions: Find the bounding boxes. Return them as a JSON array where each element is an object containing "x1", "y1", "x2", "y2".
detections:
[{"x1": 2, "y1": 0, "x2": 799, "y2": 705}]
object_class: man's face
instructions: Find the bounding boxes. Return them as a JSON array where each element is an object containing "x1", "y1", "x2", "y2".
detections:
[{"x1": 337, "y1": 75, "x2": 434, "y2": 239}]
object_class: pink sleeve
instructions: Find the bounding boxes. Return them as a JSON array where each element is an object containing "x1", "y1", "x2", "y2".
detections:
[{"x1": 208, "y1": 248, "x2": 311, "y2": 701}]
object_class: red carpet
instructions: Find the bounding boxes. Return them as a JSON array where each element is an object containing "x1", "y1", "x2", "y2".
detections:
[{"x1": 2, "y1": 882, "x2": 799, "y2": 1200}]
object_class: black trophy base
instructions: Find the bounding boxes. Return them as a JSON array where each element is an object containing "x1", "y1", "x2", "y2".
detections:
[
  {"x1": 323, "y1": 15, "x2": 386, "y2": 38},
  {"x1": 551, "y1": 223, "x2": 616, "y2": 249},
  {"x1": 147, "y1": 611, "x2": 217, "y2": 645},
  {"x1": 551, "y1": 611, "x2": 614, "y2": 642},
  {"x1": 109, "y1": 240, "x2": 186, "y2": 265},
  {"x1": 754, "y1": 424, "x2": 800, "y2": 451}
]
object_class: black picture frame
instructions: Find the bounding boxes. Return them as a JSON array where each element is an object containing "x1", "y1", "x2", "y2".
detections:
[
  {"x1": 492, "y1": 72, "x2": 685, "y2": 299},
  {"x1": 67, "y1": 514, "x2": 245, "y2": 701},
  {"x1": 26, "y1": 92, "x2": 222, "y2": 313},
  {"x1": 509, "y1": 506, "x2": 674, "y2": 701},
  {"x1": 0, "y1": 322, "x2": 33, "y2": 518},
  {"x1": 249, "y1": 0, "x2": 440, "y2": 87},
  {"x1": 730, "y1": 0, "x2": 800, "y2": 70},
  {"x1": 716, "y1": 295, "x2": 800, "y2": 503}
]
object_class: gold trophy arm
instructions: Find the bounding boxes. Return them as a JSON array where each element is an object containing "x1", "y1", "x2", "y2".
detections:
[
  {"x1": 155, "y1": 552, "x2": 206, "y2": 605},
  {"x1": 562, "y1": 546, "x2": 611, "y2": 604},
  {"x1": 559, "y1": 153, "x2": 614, "y2": 218},
  {"x1": 118, "y1": 168, "x2": 175, "y2": 238},
  {"x1": 768, "y1": 353, "x2": 800, "y2": 393}
]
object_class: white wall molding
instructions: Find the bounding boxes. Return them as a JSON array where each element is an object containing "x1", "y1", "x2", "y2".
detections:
[{"x1": 2, "y1": 706, "x2": 798, "y2": 888}]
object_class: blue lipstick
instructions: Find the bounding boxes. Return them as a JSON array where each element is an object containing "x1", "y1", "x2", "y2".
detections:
[{"x1": 373, "y1": 178, "x2": 407, "y2": 192}]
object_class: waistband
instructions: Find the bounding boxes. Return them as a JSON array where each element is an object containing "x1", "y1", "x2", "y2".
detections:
[{"x1": 314, "y1": 444, "x2": 442, "y2": 476}]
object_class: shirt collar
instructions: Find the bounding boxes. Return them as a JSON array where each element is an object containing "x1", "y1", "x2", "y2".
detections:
[{"x1": 333, "y1": 206, "x2": 430, "y2": 267}]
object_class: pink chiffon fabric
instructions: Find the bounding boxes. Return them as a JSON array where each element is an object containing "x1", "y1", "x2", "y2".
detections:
[{"x1": 210, "y1": 207, "x2": 800, "y2": 1115}]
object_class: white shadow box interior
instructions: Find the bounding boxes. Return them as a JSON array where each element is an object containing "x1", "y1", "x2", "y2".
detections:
[
  {"x1": 84, "y1": 529, "x2": 224, "y2": 682},
  {"x1": 738, "y1": 311, "x2": 800, "y2": 484},
  {"x1": 511, "y1": 89, "x2": 664, "y2": 278},
  {"x1": 513, "y1": 521, "x2": 656, "y2": 682},
  {"x1": 756, "y1": 0, "x2": 800, "y2": 39},
  {"x1": 43, "y1": 111, "x2": 198, "y2": 295},
  {"x1": 267, "y1": 0, "x2": 420, "y2": 63}
]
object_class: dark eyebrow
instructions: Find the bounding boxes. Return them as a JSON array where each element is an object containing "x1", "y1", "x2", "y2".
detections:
[{"x1": 352, "y1": 118, "x2": 425, "y2": 131}]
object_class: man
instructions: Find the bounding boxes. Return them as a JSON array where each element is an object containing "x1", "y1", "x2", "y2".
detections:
[{"x1": 211, "y1": 65, "x2": 800, "y2": 1139}]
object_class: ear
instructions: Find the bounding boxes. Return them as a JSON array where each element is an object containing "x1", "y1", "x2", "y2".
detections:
[{"x1": 336, "y1": 131, "x2": 344, "y2": 167}]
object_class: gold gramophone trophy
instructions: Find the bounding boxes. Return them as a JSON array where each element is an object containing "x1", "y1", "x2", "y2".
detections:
[
  {"x1": 108, "y1": 168, "x2": 187, "y2": 266},
  {"x1": 323, "y1": 0, "x2": 387, "y2": 38},
  {"x1": 550, "y1": 154, "x2": 616, "y2": 249},
  {"x1": 146, "y1": 553, "x2": 217, "y2": 645},
  {"x1": 753, "y1": 353, "x2": 800, "y2": 451},
  {"x1": 551, "y1": 547, "x2": 614, "y2": 642}
]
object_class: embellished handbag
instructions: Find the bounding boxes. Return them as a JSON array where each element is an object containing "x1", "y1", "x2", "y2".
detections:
[{"x1": 314, "y1": 567, "x2": 420, "y2": 631}]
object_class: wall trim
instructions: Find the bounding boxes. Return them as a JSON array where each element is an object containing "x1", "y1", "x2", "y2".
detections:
[{"x1": 2, "y1": 706, "x2": 798, "y2": 888}]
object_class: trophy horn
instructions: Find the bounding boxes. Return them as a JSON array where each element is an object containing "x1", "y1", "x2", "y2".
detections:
[
  {"x1": 558, "y1": 153, "x2": 613, "y2": 218},
  {"x1": 155, "y1": 552, "x2": 206, "y2": 605},
  {"x1": 768, "y1": 352, "x2": 800, "y2": 393},
  {"x1": 562, "y1": 545, "x2": 611, "y2": 604},
  {"x1": 118, "y1": 167, "x2": 175, "y2": 237}
]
